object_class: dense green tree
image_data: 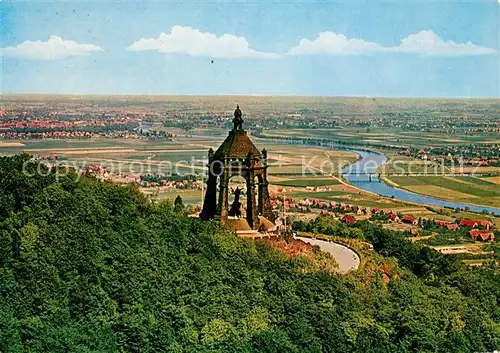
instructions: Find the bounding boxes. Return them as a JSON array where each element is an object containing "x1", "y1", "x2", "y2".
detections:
[
  {"x1": 0, "y1": 156, "x2": 499, "y2": 352},
  {"x1": 174, "y1": 195, "x2": 185, "y2": 213}
]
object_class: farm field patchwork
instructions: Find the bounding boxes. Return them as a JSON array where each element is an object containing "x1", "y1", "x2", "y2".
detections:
[
  {"x1": 287, "y1": 190, "x2": 356, "y2": 199},
  {"x1": 142, "y1": 187, "x2": 203, "y2": 205},
  {"x1": 262, "y1": 128, "x2": 499, "y2": 148},
  {"x1": 0, "y1": 137, "x2": 359, "y2": 179},
  {"x1": 387, "y1": 175, "x2": 500, "y2": 207},
  {"x1": 481, "y1": 176, "x2": 500, "y2": 185},
  {"x1": 449, "y1": 166, "x2": 500, "y2": 174},
  {"x1": 0, "y1": 141, "x2": 25, "y2": 147},
  {"x1": 380, "y1": 157, "x2": 450, "y2": 174},
  {"x1": 285, "y1": 189, "x2": 414, "y2": 210},
  {"x1": 272, "y1": 177, "x2": 341, "y2": 187}
]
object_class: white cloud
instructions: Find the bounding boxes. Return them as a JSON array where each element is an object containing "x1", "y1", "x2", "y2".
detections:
[
  {"x1": 1, "y1": 35, "x2": 103, "y2": 60},
  {"x1": 288, "y1": 30, "x2": 496, "y2": 57},
  {"x1": 128, "y1": 25, "x2": 279, "y2": 59},
  {"x1": 288, "y1": 31, "x2": 383, "y2": 55},
  {"x1": 392, "y1": 30, "x2": 497, "y2": 56}
]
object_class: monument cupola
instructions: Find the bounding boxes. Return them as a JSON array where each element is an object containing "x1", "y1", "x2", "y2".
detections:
[{"x1": 200, "y1": 105, "x2": 274, "y2": 230}]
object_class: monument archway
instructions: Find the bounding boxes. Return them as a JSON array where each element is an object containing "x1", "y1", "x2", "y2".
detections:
[{"x1": 200, "y1": 105, "x2": 274, "y2": 230}]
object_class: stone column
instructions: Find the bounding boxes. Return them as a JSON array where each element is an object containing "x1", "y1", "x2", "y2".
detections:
[
  {"x1": 246, "y1": 152, "x2": 259, "y2": 229},
  {"x1": 200, "y1": 172, "x2": 218, "y2": 220},
  {"x1": 200, "y1": 149, "x2": 218, "y2": 220},
  {"x1": 219, "y1": 158, "x2": 230, "y2": 224},
  {"x1": 260, "y1": 150, "x2": 274, "y2": 221},
  {"x1": 258, "y1": 178, "x2": 264, "y2": 215},
  {"x1": 246, "y1": 177, "x2": 259, "y2": 229},
  {"x1": 261, "y1": 177, "x2": 274, "y2": 221}
]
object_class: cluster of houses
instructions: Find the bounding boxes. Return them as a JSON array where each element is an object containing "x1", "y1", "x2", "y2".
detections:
[
  {"x1": 1, "y1": 130, "x2": 171, "y2": 141},
  {"x1": 270, "y1": 195, "x2": 378, "y2": 216},
  {"x1": 83, "y1": 165, "x2": 111, "y2": 179},
  {"x1": 270, "y1": 194, "x2": 496, "y2": 242},
  {"x1": 385, "y1": 215, "x2": 495, "y2": 242},
  {"x1": 2, "y1": 131, "x2": 96, "y2": 139},
  {"x1": 0, "y1": 117, "x2": 137, "y2": 130},
  {"x1": 346, "y1": 213, "x2": 495, "y2": 242},
  {"x1": 81, "y1": 165, "x2": 204, "y2": 190},
  {"x1": 459, "y1": 219, "x2": 495, "y2": 241},
  {"x1": 457, "y1": 157, "x2": 498, "y2": 167},
  {"x1": 398, "y1": 148, "x2": 499, "y2": 167},
  {"x1": 0, "y1": 116, "x2": 142, "y2": 140},
  {"x1": 434, "y1": 220, "x2": 460, "y2": 231},
  {"x1": 36, "y1": 154, "x2": 59, "y2": 161},
  {"x1": 137, "y1": 178, "x2": 203, "y2": 190},
  {"x1": 433, "y1": 219, "x2": 494, "y2": 241}
]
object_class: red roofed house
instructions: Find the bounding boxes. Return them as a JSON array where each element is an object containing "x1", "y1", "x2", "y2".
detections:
[
  {"x1": 401, "y1": 215, "x2": 418, "y2": 225},
  {"x1": 434, "y1": 220, "x2": 448, "y2": 227},
  {"x1": 435, "y1": 220, "x2": 459, "y2": 231},
  {"x1": 478, "y1": 220, "x2": 493, "y2": 230},
  {"x1": 460, "y1": 219, "x2": 478, "y2": 228},
  {"x1": 342, "y1": 215, "x2": 357, "y2": 224},
  {"x1": 389, "y1": 213, "x2": 400, "y2": 222},
  {"x1": 469, "y1": 229, "x2": 495, "y2": 242},
  {"x1": 461, "y1": 219, "x2": 494, "y2": 229}
]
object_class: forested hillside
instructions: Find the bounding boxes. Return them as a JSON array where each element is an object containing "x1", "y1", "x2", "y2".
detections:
[{"x1": 0, "y1": 155, "x2": 499, "y2": 352}]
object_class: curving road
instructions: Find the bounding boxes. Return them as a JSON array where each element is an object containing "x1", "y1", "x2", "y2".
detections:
[{"x1": 296, "y1": 236, "x2": 360, "y2": 274}]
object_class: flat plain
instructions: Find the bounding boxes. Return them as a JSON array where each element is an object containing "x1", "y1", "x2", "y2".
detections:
[
  {"x1": 1, "y1": 95, "x2": 498, "y2": 211},
  {"x1": 388, "y1": 175, "x2": 500, "y2": 207}
]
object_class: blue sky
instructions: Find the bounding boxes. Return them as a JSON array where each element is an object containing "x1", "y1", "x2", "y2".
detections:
[{"x1": 1, "y1": 1, "x2": 498, "y2": 97}]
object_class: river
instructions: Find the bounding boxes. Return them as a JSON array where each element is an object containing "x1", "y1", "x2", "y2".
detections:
[
  {"x1": 341, "y1": 148, "x2": 500, "y2": 216},
  {"x1": 213, "y1": 134, "x2": 499, "y2": 216}
]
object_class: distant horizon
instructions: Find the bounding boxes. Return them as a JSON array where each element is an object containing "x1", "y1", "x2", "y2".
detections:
[{"x1": 2, "y1": 92, "x2": 499, "y2": 100}]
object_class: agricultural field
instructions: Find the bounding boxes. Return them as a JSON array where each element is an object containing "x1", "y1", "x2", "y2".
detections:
[
  {"x1": 283, "y1": 185, "x2": 423, "y2": 211},
  {"x1": 142, "y1": 187, "x2": 203, "y2": 205},
  {"x1": 387, "y1": 175, "x2": 500, "y2": 208},
  {"x1": 263, "y1": 142, "x2": 358, "y2": 176},
  {"x1": 380, "y1": 155, "x2": 451, "y2": 174},
  {"x1": 449, "y1": 166, "x2": 500, "y2": 174},
  {"x1": 262, "y1": 127, "x2": 499, "y2": 149},
  {"x1": 380, "y1": 155, "x2": 500, "y2": 177},
  {"x1": 0, "y1": 135, "x2": 365, "y2": 205},
  {"x1": 271, "y1": 177, "x2": 341, "y2": 187},
  {"x1": 481, "y1": 176, "x2": 500, "y2": 185},
  {"x1": 2, "y1": 95, "x2": 498, "y2": 215},
  {"x1": 265, "y1": 128, "x2": 499, "y2": 211},
  {"x1": 0, "y1": 136, "x2": 358, "y2": 177}
]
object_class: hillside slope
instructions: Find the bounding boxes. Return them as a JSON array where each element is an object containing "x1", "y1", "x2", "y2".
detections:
[{"x1": 0, "y1": 155, "x2": 498, "y2": 352}]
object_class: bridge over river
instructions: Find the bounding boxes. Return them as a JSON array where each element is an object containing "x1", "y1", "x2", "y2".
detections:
[
  {"x1": 343, "y1": 149, "x2": 500, "y2": 216},
  {"x1": 341, "y1": 172, "x2": 495, "y2": 182},
  {"x1": 262, "y1": 136, "x2": 500, "y2": 215}
]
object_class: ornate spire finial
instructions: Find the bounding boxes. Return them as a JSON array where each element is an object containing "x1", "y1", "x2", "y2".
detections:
[{"x1": 233, "y1": 104, "x2": 243, "y2": 130}]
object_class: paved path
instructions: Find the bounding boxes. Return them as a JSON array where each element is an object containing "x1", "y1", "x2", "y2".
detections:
[{"x1": 296, "y1": 236, "x2": 360, "y2": 274}]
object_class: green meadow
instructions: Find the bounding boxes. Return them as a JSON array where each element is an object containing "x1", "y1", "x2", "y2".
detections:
[
  {"x1": 388, "y1": 175, "x2": 500, "y2": 207},
  {"x1": 272, "y1": 178, "x2": 341, "y2": 187}
]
